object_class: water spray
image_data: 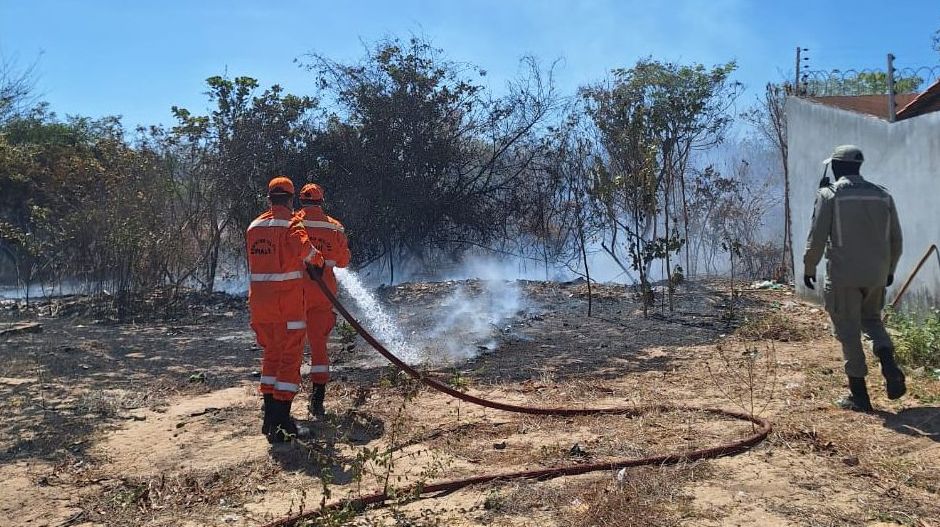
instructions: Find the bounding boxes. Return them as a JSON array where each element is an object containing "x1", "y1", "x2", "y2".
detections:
[{"x1": 334, "y1": 268, "x2": 422, "y2": 363}]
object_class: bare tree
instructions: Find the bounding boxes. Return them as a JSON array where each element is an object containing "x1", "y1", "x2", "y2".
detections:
[
  {"x1": 0, "y1": 54, "x2": 39, "y2": 124},
  {"x1": 743, "y1": 84, "x2": 791, "y2": 280}
]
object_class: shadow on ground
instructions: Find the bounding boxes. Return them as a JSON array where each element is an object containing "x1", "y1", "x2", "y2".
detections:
[
  {"x1": 0, "y1": 313, "x2": 260, "y2": 462},
  {"x1": 269, "y1": 409, "x2": 385, "y2": 482},
  {"x1": 881, "y1": 406, "x2": 940, "y2": 442}
]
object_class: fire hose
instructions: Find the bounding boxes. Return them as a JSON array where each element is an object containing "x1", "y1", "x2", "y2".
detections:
[{"x1": 262, "y1": 275, "x2": 772, "y2": 527}]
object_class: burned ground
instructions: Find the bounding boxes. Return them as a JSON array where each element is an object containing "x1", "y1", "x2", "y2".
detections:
[{"x1": 1, "y1": 280, "x2": 938, "y2": 527}]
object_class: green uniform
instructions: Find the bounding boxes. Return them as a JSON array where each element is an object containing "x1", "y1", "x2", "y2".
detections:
[{"x1": 804, "y1": 174, "x2": 903, "y2": 378}]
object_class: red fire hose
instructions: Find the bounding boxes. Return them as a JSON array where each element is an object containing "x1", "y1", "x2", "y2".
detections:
[{"x1": 262, "y1": 275, "x2": 771, "y2": 527}]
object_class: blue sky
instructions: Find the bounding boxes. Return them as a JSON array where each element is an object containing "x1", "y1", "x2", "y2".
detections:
[{"x1": 2, "y1": 0, "x2": 938, "y2": 129}]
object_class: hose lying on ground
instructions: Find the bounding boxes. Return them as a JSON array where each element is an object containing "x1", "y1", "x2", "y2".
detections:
[{"x1": 262, "y1": 276, "x2": 772, "y2": 527}]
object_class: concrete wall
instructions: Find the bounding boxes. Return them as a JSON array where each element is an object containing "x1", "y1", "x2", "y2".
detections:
[{"x1": 787, "y1": 97, "x2": 940, "y2": 309}]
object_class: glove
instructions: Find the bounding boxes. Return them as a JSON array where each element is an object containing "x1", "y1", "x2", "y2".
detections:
[
  {"x1": 306, "y1": 262, "x2": 324, "y2": 281},
  {"x1": 803, "y1": 275, "x2": 816, "y2": 290},
  {"x1": 886, "y1": 274, "x2": 894, "y2": 287}
]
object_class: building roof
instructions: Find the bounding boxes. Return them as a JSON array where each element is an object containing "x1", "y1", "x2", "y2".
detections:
[
  {"x1": 805, "y1": 79, "x2": 940, "y2": 121},
  {"x1": 808, "y1": 94, "x2": 917, "y2": 120},
  {"x1": 896, "y1": 79, "x2": 940, "y2": 121}
]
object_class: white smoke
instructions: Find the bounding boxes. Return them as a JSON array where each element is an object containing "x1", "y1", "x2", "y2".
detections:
[
  {"x1": 421, "y1": 278, "x2": 525, "y2": 362},
  {"x1": 213, "y1": 274, "x2": 250, "y2": 296},
  {"x1": 334, "y1": 258, "x2": 532, "y2": 366}
]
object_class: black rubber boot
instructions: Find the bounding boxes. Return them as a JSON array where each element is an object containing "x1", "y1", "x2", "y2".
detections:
[
  {"x1": 837, "y1": 377, "x2": 873, "y2": 412},
  {"x1": 282, "y1": 399, "x2": 299, "y2": 437},
  {"x1": 266, "y1": 400, "x2": 293, "y2": 444},
  {"x1": 310, "y1": 384, "x2": 326, "y2": 418},
  {"x1": 269, "y1": 399, "x2": 301, "y2": 444},
  {"x1": 874, "y1": 347, "x2": 907, "y2": 400},
  {"x1": 261, "y1": 394, "x2": 275, "y2": 438}
]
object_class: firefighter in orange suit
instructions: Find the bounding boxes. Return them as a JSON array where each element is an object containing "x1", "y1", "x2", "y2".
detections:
[
  {"x1": 296, "y1": 183, "x2": 351, "y2": 417},
  {"x1": 247, "y1": 176, "x2": 324, "y2": 443}
]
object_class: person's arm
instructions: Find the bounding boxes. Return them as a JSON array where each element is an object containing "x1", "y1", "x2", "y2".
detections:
[
  {"x1": 803, "y1": 189, "x2": 833, "y2": 277},
  {"x1": 888, "y1": 196, "x2": 903, "y2": 277},
  {"x1": 333, "y1": 228, "x2": 351, "y2": 268},
  {"x1": 288, "y1": 218, "x2": 324, "y2": 269}
]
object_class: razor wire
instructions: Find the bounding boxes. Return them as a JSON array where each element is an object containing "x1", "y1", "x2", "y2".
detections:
[{"x1": 796, "y1": 66, "x2": 940, "y2": 97}]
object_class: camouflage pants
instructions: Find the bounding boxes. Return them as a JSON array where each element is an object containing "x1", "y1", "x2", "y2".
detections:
[{"x1": 824, "y1": 284, "x2": 894, "y2": 378}]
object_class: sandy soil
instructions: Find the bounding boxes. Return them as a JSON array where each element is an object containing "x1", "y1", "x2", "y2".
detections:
[{"x1": 1, "y1": 280, "x2": 938, "y2": 527}]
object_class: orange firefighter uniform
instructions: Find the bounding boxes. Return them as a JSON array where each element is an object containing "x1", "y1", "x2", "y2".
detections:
[
  {"x1": 296, "y1": 184, "x2": 351, "y2": 387},
  {"x1": 247, "y1": 177, "x2": 324, "y2": 404}
]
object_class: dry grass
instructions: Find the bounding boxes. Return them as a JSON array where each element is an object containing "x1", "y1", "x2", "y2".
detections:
[
  {"x1": 734, "y1": 311, "x2": 818, "y2": 342},
  {"x1": 74, "y1": 388, "x2": 154, "y2": 417},
  {"x1": 477, "y1": 463, "x2": 711, "y2": 527},
  {"x1": 81, "y1": 460, "x2": 282, "y2": 525},
  {"x1": 414, "y1": 401, "x2": 757, "y2": 471},
  {"x1": 771, "y1": 412, "x2": 940, "y2": 519}
]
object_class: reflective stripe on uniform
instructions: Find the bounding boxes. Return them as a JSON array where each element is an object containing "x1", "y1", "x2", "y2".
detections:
[
  {"x1": 324, "y1": 260, "x2": 336, "y2": 267},
  {"x1": 310, "y1": 365, "x2": 330, "y2": 373},
  {"x1": 303, "y1": 220, "x2": 344, "y2": 232},
  {"x1": 248, "y1": 218, "x2": 292, "y2": 230},
  {"x1": 274, "y1": 381, "x2": 299, "y2": 392},
  {"x1": 260, "y1": 375, "x2": 276, "y2": 385},
  {"x1": 834, "y1": 195, "x2": 890, "y2": 247},
  {"x1": 303, "y1": 247, "x2": 319, "y2": 264},
  {"x1": 250, "y1": 271, "x2": 303, "y2": 282},
  {"x1": 287, "y1": 320, "x2": 306, "y2": 330}
]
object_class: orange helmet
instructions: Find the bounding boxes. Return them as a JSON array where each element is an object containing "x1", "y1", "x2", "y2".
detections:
[
  {"x1": 300, "y1": 183, "x2": 324, "y2": 202},
  {"x1": 267, "y1": 176, "x2": 294, "y2": 195}
]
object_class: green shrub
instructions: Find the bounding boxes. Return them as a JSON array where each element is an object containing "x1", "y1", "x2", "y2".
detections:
[
  {"x1": 336, "y1": 321, "x2": 358, "y2": 344},
  {"x1": 886, "y1": 308, "x2": 940, "y2": 370}
]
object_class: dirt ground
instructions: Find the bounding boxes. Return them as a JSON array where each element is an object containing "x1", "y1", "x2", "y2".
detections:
[{"x1": 1, "y1": 279, "x2": 938, "y2": 527}]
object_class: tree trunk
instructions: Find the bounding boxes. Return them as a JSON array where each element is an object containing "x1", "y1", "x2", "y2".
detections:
[
  {"x1": 205, "y1": 230, "x2": 220, "y2": 293},
  {"x1": 680, "y1": 171, "x2": 691, "y2": 278},
  {"x1": 664, "y1": 172, "x2": 674, "y2": 313},
  {"x1": 729, "y1": 248, "x2": 736, "y2": 318},
  {"x1": 543, "y1": 244, "x2": 550, "y2": 281},
  {"x1": 783, "y1": 164, "x2": 794, "y2": 281},
  {"x1": 578, "y1": 223, "x2": 592, "y2": 317},
  {"x1": 634, "y1": 212, "x2": 650, "y2": 318}
]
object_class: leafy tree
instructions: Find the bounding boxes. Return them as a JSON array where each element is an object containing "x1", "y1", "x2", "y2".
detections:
[
  {"x1": 582, "y1": 59, "x2": 739, "y2": 313},
  {"x1": 0, "y1": 109, "x2": 182, "y2": 311},
  {"x1": 170, "y1": 76, "x2": 316, "y2": 290},
  {"x1": 305, "y1": 38, "x2": 556, "y2": 283}
]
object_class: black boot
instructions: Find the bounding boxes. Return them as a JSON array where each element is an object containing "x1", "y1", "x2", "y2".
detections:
[
  {"x1": 309, "y1": 384, "x2": 326, "y2": 418},
  {"x1": 837, "y1": 377, "x2": 873, "y2": 412},
  {"x1": 261, "y1": 394, "x2": 275, "y2": 437},
  {"x1": 269, "y1": 399, "x2": 301, "y2": 443},
  {"x1": 874, "y1": 347, "x2": 907, "y2": 400},
  {"x1": 281, "y1": 399, "x2": 299, "y2": 437},
  {"x1": 265, "y1": 399, "x2": 290, "y2": 443}
]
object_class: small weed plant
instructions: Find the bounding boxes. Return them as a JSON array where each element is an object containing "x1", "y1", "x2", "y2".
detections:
[
  {"x1": 337, "y1": 321, "x2": 358, "y2": 344},
  {"x1": 706, "y1": 341, "x2": 777, "y2": 430}
]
